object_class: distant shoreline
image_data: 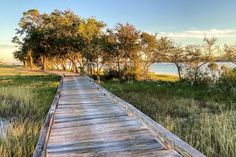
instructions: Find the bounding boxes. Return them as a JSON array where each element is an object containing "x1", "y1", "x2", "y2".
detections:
[{"x1": 150, "y1": 62, "x2": 236, "y2": 76}]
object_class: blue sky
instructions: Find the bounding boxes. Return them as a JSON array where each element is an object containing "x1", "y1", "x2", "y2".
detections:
[{"x1": 1, "y1": 0, "x2": 236, "y2": 62}]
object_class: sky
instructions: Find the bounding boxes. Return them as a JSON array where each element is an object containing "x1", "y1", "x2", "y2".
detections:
[{"x1": 0, "y1": 0, "x2": 236, "y2": 62}]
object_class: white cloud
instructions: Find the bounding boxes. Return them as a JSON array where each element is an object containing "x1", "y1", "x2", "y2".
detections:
[{"x1": 158, "y1": 29, "x2": 236, "y2": 39}]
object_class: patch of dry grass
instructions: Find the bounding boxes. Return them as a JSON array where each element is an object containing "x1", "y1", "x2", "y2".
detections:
[{"x1": 146, "y1": 72, "x2": 178, "y2": 82}]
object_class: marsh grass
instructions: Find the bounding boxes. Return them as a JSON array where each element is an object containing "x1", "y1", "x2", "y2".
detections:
[
  {"x1": 146, "y1": 73, "x2": 178, "y2": 82},
  {"x1": 0, "y1": 65, "x2": 59, "y2": 157},
  {"x1": 102, "y1": 80, "x2": 236, "y2": 157}
]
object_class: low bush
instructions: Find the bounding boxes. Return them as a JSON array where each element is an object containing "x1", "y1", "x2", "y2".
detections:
[
  {"x1": 103, "y1": 67, "x2": 137, "y2": 81},
  {"x1": 218, "y1": 68, "x2": 236, "y2": 88}
]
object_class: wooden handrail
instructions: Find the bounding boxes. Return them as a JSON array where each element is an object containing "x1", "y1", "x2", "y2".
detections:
[
  {"x1": 33, "y1": 77, "x2": 63, "y2": 157},
  {"x1": 82, "y1": 74, "x2": 205, "y2": 157}
]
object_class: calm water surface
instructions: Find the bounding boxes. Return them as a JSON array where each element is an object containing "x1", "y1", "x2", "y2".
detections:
[{"x1": 150, "y1": 62, "x2": 236, "y2": 75}]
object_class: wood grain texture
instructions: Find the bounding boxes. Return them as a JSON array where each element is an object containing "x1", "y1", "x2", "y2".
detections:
[{"x1": 46, "y1": 75, "x2": 182, "y2": 157}]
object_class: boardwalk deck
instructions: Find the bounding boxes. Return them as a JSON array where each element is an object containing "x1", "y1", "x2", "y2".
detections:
[
  {"x1": 34, "y1": 74, "x2": 205, "y2": 157},
  {"x1": 47, "y1": 76, "x2": 181, "y2": 157}
]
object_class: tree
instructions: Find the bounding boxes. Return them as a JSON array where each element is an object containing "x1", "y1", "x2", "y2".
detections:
[
  {"x1": 15, "y1": 9, "x2": 43, "y2": 69},
  {"x1": 13, "y1": 9, "x2": 85, "y2": 71},
  {"x1": 156, "y1": 37, "x2": 174, "y2": 61},
  {"x1": 224, "y1": 44, "x2": 236, "y2": 63},
  {"x1": 47, "y1": 10, "x2": 83, "y2": 72},
  {"x1": 208, "y1": 62, "x2": 219, "y2": 82},
  {"x1": 115, "y1": 23, "x2": 141, "y2": 78},
  {"x1": 184, "y1": 37, "x2": 217, "y2": 84},
  {"x1": 13, "y1": 50, "x2": 27, "y2": 66},
  {"x1": 140, "y1": 32, "x2": 158, "y2": 78},
  {"x1": 168, "y1": 45, "x2": 185, "y2": 80},
  {"x1": 79, "y1": 17, "x2": 106, "y2": 74},
  {"x1": 157, "y1": 37, "x2": 185, "y2": 80},
  {"x1": 103, "y1": 29, "x2": 120, "y2": 72}
]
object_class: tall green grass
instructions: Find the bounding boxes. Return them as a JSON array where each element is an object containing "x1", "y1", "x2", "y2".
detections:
[
  {"x1": 102, "y1": 80, "x2": 236, "y2": 157},
  {"x1": 0, "y1": 65, "x2": 59, "y2": 157}
]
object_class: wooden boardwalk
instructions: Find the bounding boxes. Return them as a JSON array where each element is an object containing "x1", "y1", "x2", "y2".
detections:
[{"x1": 34, "y1": 74, "x2": 205, "y2": 157}]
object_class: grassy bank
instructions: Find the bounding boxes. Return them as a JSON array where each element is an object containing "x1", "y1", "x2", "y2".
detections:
[
  {"x1": 102, "y1": 79, "x2": 236, "y2": 157},
  {"x1": 0, "y1": 65, "x2": 60, "y2": 157}
]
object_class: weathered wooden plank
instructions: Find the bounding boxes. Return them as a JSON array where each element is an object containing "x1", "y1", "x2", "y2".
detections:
[
  {"x1": 55, "y1": 107, "x2": 124, "y2": 115},
  {"x1": 54, "y1": 110, "x2": 126, "y2": 118},
  {"x1": 49, "y1": 121, "x2": 144, "y2": 136},
  {"x1": 57, "y1": 103, "x2": 116, "y2": 108},
  {"x1": 48, "y1": 129, "x2": 154, "y2": 145},
  {"x1": 56, "y1": 108, "x2": 121, "y2": 115},
  {"x1": 54, "y1": 115, "x2": 127, "y2": 124},
  {"x1": 59, "y1": 100, "x2": 112, "y2": 104},
  {"x1": 47, "y1": 138, "x2": 163, "y2": 153},
  {"x1": 56, "y1": 104, "x2": 119, "y2": 110},
  {"x1": 59, "y1": 96, "x2": 107, "y2": 100},
  {"x1": 58, "y1": 101, "x2": 115, "y2": 105},
  {"x1": 48, "y1": 149, "x2": 181, "y2": 157},
  {"x1": 52, "y1": 117, "x2": 137, "y2": 129},
  {"x1": 59, "y1": 95, "x2": 109, "y2": 99},
  {"x1": 57, "y1": 103, "x2": 117, "y2": 109},
  {"x1": 60, "y1": 93, "x2": 103, "y2": 96},
  {"x1": 49, "y1": 127, "x2": 148, "y2": 140},
  {"x1": 54, "y1": 112, "x2": 127, "y2": 122}
]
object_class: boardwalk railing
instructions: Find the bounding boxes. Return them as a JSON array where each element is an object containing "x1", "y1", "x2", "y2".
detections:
[
  {"x1": 33, "y1": 77, "x2": 63, "y2": 157},
  {"x1": 82, "y1": 74, "x2": 205, "y2": 157}
]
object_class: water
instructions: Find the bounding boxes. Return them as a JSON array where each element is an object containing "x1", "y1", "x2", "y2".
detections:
[
  {"x1": 150, "y1": 62, "x2": 236, "y2": 75},
  {"x1": 150, "y1": 63, "x2": 178, "y2": 75},
  {"x1": 0, "y1": 117, "x2": 9, "y2": 138}
]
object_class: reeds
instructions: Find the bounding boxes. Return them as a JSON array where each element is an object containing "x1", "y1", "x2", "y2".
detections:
[{"x1": 0, "y1": 67, "x2": 59, "y2": 157}]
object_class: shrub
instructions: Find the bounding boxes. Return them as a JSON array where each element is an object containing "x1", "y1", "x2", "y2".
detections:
[
  {"x1": 120, "y1": 66, "x2": 137, "y2": 81},
  {"x1": 218, "y1": 68, "x2": 236, "y2": 88},
  {"x1": 103, "y1": 70, "x2": 121, "y2": 80},
  {"x1": 103, "y1": 67, "x2": 138, "y2": 81}
]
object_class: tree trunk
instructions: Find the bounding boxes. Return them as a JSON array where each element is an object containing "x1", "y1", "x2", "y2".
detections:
[
  {"x1": 133, "y1": 57, "x2": 141, "y2": 79},
  {"x1": 61, "y1": 63, "x2": 66, "y2": 71},
  {"x1": 28, "y1": 50, "x2": 33, "y2": 69},
  {"x1": 143, "y1": 67, "x2": 149, "y2": 79},
  {"x1": 23, "y1": 61, "x2": 27, "y2": 67},
  {"x1": 143, "y1": 63, "x2": 152, "y2": 79},
  {"x1": 68, "y1": 61, "x2": 72, "y2": 71},
  {"x1": 41, "y1": 55, "x2": 47, "y2": 70},
  {"x1": 77, "y1": 58, "x2": 83, "y2": 67},
  {"x1": 194, "y1": 69, "x2": 199, "y2": 84},
  {"x1": 175, "y1": 63, "x2": 182, "y2": 80},
  {"x1": 71, "y1": 63, "x2": 74, "y2": 72},
  {"x1": 71, "y1": 60, "x2": 78, "y2": 73},
  {"x1": 117, "y1": 57, "x2": 121, "y2": 72},
  {"x1": 90, "y1": 64, "x2": 93, "y2": 75},
  {"x1": 193, "y1": 62, "x2": 207, "y2": 84},
  {"x1": 49, "y1": 61, "x2": 54, "y2": 70}
]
